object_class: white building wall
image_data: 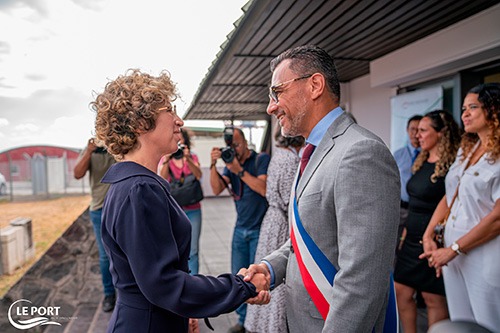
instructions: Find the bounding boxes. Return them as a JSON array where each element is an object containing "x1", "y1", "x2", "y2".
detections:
[
  {"x1": 370, "y1": 3, "x2": 500, "y2": 88},
  {"x1": 346, "y1": 4, "x2": 500, "y2": 147},
  {"x1": 347, "y1": 74, "x2": 395, "y2": 146}
]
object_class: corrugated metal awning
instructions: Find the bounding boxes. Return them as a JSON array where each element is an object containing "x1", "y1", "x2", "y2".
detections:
[{"x1": 185, "y1": 0, "x2": 499, "y2": 121}]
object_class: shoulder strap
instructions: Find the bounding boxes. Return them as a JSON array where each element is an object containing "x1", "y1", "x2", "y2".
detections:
[
  {"x1": 442, "y1": 187, "x2": 459, "y2": 226},
  {"x1": 168, "y1": 161, "x2": 185, "y2": 181},
  {"x1": 442, "y1": 150, "x2": 482, "y2": 226}
]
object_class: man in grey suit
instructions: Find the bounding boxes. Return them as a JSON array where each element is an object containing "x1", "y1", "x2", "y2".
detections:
[{"x1": 244, "y1": 45, "x2": 400, "y2": 332}]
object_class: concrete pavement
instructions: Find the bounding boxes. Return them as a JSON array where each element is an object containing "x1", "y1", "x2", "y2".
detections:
[{"x1": 0, "y1": 195, "x2": 429, "y2": 332}]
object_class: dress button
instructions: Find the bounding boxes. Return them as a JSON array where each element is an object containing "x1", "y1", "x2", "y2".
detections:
[{"x1": 474, "y1": 171, "x2": 479, "y2": 176}]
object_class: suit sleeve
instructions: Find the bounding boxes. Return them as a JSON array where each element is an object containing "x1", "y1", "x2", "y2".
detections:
[
  {"x1": 264, "y1": 238, "x2": 291, "y2": 287},
  {"x1": 325, "y1": 140, "x2": 400, "y2": 332},
  {"x1": 112, "y1": 181, "x2": 257, "y2": 318}
]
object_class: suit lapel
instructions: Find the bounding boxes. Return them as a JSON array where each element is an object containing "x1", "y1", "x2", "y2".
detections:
[{"x1": 296, "y1": 113, "x2": 354, "y2": 198}]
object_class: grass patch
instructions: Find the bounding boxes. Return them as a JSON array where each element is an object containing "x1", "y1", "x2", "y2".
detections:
[{"x1": 0, "y1": 195, "x2": 90, "y2": 298}]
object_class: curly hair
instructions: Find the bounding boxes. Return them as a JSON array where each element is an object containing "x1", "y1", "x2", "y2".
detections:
[
  {"x1": 461, "y1": 83, "x2": 500, "y2": 163},
  {"x1": 91, "y1": 69, "x2": 178, "y2": 160},
  {"x1": 412, "y1": 110, "x2": 462, "y2": 183}
]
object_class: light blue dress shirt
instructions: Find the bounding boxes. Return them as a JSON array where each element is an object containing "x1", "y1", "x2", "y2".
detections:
[{"x1": 393, "y1": 143, "x2": 419, "y2": 203}]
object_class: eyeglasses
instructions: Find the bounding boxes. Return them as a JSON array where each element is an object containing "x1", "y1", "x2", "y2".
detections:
[
  {"x1": 158, "y1": 105, "x2": 177, "y2": 115},
  {"x1": 268, "y1": 74, "x2": 312, "y2": 103}
]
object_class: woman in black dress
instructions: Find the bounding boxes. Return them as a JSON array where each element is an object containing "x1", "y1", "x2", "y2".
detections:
[{"x1": 394, "y1": 110, "x2": 461, "y2": 333}]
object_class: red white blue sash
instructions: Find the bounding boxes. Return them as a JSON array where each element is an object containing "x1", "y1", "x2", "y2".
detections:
[{"x1": 290, "y1": 186, "x2": 398, "y2": 332}]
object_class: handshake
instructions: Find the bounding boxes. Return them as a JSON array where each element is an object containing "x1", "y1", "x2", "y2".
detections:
[{"x1": 237, "y1": 263, "x2": 272, "y2": 305}]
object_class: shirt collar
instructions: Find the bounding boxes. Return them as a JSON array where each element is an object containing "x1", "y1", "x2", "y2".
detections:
[
  {"x1": 407, "y1": 143, "x2": 420, "y2": 152},
  {"x1": 306, "y1": 106, "x2": 344, "y2": 146}
]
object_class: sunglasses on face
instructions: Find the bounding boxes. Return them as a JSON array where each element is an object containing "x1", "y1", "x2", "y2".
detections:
[{"x1": 268, "y1": 74, "x2": 312, "y2": 103}]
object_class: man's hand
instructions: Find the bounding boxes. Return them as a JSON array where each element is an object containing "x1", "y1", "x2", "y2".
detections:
[
  {"x1": 249, "y1": 272, "x2": 270, "y2": 292},
  {"x1": 243, "y1": 263, "x2": 271, "y2": 284},
  {"x1": 238, "y1": 267, "x2": 271, "y2": 305},
  {"x1": 87, "y1": 138, "x2": 98, "y2": 153},
  {"x1": 210, "y1": 147, "x2": 221, "y2": 166},
  {"x1": 225, "y1": 157, "x2": 243, "y2": 175},
  {"x1": 238, "y1": 267, "x2": 270, "y2": 292}
]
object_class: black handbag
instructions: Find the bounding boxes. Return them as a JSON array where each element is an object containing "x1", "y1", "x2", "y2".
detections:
[{"x1": 169, "y1": 170, "x2": 204, "y2": 207}]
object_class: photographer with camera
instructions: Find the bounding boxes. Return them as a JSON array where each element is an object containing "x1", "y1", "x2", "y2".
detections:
[
  {"x1": 210, "y1": 127, "x2": 270, "y2": 333},
  {"x1": 159, "y1": 128, "x2": 203, "y2": 275},
  {"x1": 74, "y1": 137, "x2": 117, "y2": 312}
]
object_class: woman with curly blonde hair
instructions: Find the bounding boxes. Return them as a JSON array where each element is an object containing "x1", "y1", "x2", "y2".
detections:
[
  {"x1": 394, "y1": 110, "x2": 461, "y2": 333},
  {"x1": 421, "y1": 83, "x2": 500, "y2": 332},
  {"x1": 92, "y1": 69, "x2": 269, "y2": 333}
]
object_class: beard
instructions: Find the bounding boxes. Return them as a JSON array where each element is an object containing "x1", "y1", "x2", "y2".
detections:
[{"x1": 281, "y1": 96, "x2": 308, "y2": 137}]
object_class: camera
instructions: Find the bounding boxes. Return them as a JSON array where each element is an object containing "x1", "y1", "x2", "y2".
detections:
[
  {"x1": 172, "y1": 144, "x2": 186, "y2": 160},
  {"x1": 219, "y1": 126, "x2": 235, "y2": 163}
]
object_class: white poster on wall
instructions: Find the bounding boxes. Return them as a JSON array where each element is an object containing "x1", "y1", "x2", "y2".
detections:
[{"x1": 390, "y1": 86, "x2": 443, "y2": 152}]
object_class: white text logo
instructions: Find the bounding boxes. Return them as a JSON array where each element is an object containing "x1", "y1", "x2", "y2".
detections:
[{"x1": 8, "y1": 299, "x2": 62, "y2": 330}]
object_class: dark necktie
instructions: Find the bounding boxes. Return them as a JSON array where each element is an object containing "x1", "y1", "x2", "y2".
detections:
[
  {"x1": 300, "y1": 144, "x2": 316, "y2": 176},
  {"x1": 412, "y1": 148, "x2": 419, "y2": 164}
]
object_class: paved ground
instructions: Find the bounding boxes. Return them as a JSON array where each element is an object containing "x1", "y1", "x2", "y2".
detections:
[
  {"x1": 0, "y1": 196, "x2": 429, "y2": 332},
  {"x1": 0, "y1": 196, "x2": 239, "y2": 333}
]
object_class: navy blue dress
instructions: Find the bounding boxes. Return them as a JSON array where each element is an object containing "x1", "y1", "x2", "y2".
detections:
[{"x1": 101, "y1": 162, "x2": 257, "y2": 332}]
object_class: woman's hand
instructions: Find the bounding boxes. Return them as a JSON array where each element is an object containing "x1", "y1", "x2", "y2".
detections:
[
  {"x1": 188, "y1": 318, "x2": 199, "y2": 333},
  {"x1": 238, "y1": 267, "x2": 271, "y2": 305},
  {"x1": 429, "y1": 247, "x2": 457, "y2": 277},
  {"x1": 419, "y1": 237, "x2": 438, "y2": 265},
  {"x1": 246, "y1": 290, "x2": 271, "y2": 305}
]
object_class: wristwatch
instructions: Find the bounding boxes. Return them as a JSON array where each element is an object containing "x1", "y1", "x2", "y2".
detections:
[
  {"x1": 237, "y1": 170, "x2": 245, "y2": 178},
  {"x1": 451, "y1": 242, "x2": 464, "y2": 255}
]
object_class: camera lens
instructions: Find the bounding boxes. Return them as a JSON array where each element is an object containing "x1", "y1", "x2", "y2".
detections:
[{"x1": 220, "y1": 147, "x2": 235, "y2": 163}]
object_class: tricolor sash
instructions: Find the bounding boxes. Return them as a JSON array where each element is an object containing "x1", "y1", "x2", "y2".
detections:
[{"x1": 290, "y1": 188, "x2": 398, "y2": 332}]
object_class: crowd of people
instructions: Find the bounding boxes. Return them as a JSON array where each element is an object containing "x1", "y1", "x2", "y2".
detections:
[{"x1": 84, "y1": 44, "x2": 499, "y2": 333}]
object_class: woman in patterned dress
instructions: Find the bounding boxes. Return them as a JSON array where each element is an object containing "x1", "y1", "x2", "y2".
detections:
[{"x1": 245, "y1": 128, "x2": 304, "y2": 333}]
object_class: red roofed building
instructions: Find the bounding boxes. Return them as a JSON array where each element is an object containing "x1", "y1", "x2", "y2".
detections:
[
  {"x1": 0, "y1": 146, "x2": 86, "y2": 196},
  {"x1": 0, "y1": 145, "x2": 81, "y2": 182}
]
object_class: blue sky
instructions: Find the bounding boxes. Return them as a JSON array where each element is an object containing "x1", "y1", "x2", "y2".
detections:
[{"x1": 0, "y1": 0, "x2": 248, "y2": 151}]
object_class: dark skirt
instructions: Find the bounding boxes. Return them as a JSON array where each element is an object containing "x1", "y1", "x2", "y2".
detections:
[{"x1": 394, "y1": 211, "x2": 446, "y2": 296}]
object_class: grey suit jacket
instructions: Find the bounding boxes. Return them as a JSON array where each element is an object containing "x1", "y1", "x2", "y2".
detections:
[{"x1": 264, "y1": 113, "x2": 400, "y2": 333}]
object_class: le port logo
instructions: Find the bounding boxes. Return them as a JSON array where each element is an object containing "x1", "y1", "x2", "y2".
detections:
[{"x1": 8, "y1": 299, "x2": 62, "y2": 330}]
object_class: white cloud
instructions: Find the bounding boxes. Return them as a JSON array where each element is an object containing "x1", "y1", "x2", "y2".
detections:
[
  {"x1": 0, "y1": 118, "x2": 9, "y2": 126},
  {"x1": 14, "y1": 123, "x2": 39, "y2": 132},
  {"x1": 0, "y1": 0, "x2": 248, "y2": 152},
  {"x1": 43, "y1": 114, "x2": 95, "y2": 148}
]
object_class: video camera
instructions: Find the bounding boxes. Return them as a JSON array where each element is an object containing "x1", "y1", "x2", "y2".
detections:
[
  {"x1": 172, "y1": 144, "x2": 187, "y2": 160},
  {"x1": 219, "y1": 126, "x2": 235, "y2": 163}
]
